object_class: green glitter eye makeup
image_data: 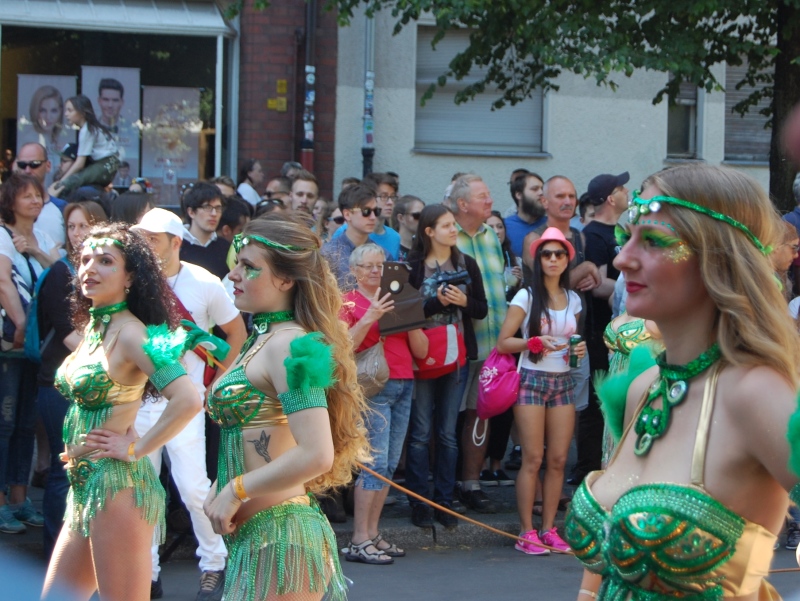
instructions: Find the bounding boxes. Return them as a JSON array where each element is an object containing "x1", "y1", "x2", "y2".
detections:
[
  {"x1": 244, "y1": 265, "x2": 262, "y2": 280},
  {"x1": 640, "y1": 230, "x2": 684, "y2": 249},
  {"x1": 615, "y1": 224, "x2": 631, "y2": 247}
]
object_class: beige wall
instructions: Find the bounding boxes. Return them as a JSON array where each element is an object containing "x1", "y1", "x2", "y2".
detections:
[{"x1": 335, "y1": 11, "x2": 770, "y2": 211}]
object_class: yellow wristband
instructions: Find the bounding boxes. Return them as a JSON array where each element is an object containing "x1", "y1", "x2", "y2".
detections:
[
  {"x1": 232, "y1": 475, "x2": 250, "y2": 502},
  {"x1": 579, "y1": 589, "x2": 597, "y2": 599},
  {"x1": 128, "y1": 440, "x2": 137, "y2": 462}
]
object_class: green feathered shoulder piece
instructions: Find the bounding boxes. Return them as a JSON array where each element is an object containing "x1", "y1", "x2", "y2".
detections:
[
  {"x1": 787, "y1": 389, "x2": 800, "y2": 480},
  {"x1": 143, "y1": 323, "x2": 188, "y2": 370},
  {"x1": 283, "y1": 332, "x2": 335, "y2": 391},
  {"x1": 595, "y1": 345, "x2": 657, "y2": 442}
]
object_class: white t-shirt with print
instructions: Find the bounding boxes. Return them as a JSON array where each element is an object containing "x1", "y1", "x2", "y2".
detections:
[
  {"x1": 166, "y1": 261, "x2": 240, "y2": 397},
  {"x1": 0, "y1": 227, "x2": 56, "y2": 288},
  {"x1": 510, "y1": 287, "x2": 582, "y2": 373}
]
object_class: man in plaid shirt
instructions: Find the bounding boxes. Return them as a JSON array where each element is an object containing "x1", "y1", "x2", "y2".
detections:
[{"x1": 450, "y1": 174, "x2": 508, "y2": 513}]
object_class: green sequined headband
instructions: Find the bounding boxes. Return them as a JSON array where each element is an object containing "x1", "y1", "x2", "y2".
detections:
[
  {"x1": 628, "y1": 190, "x2": 771, "y2": 255},
  {"x1": 83, "y1": 237, "x2": 124, "y2": 250},
  {"x1": 232, "y1": 233, "x2": 311, "y2": 253}
]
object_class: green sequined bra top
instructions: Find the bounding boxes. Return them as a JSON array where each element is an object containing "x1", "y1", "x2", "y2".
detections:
[
  {"x1": 55, "y1": 334, "x2": 146, "y2": 446},
  {"x1": 207, "y1": 328, "x2": 331, "y2": 494},
  {"x1": 565, "y1": 364, "x2": 778, "y2": 601}
]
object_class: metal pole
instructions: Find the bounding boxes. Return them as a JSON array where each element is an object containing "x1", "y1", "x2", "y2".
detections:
[
  {"x1": 300, "y1": 0, "x2": 317, "y2": 172},
  {"x1": 361, "y1": 15, "x2": 375, "y2": 177},
  {"x1": 214, "y1": 34, "x2": 223, "y2": 176}
]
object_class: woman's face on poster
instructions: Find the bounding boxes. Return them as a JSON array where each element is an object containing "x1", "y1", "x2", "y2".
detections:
[{"x1": 38, "y1": 97, "x2": 62, "y2": 131}]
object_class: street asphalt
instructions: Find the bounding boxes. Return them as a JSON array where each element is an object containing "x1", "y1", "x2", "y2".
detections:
[{"x1": 2, "y1": 481, "x2": 799, "y2": 600}]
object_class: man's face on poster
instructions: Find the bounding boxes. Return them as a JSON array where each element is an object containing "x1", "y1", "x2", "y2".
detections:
[{"x1": 98, "y1": 88, "x2": 123, "y2": 123}]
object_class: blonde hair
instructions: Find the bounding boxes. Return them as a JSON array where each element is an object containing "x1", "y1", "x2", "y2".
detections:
[
  {"x1": 243, "y1": 214, "x2": 371, "y2": 492},
  {"x1": 650, "y1": 164, "x2": 800, "y2": 387}
]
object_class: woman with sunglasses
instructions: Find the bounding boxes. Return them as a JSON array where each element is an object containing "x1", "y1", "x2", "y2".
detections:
[
  {"x1": 323, "y1": 204, "x2": 344, "y2": 241},
  {"x1": 496, "y1": 227, "x2": 587, "y2": 556},
  {"x1": 48, "y1": 95, "x2": 119, "y2": 199},
  {"x1": 392, "y1": 195, "x2": 425, "y2": 261},
  {"x1": 566, "y1": 164, "x2": 800, "y2": 600}
]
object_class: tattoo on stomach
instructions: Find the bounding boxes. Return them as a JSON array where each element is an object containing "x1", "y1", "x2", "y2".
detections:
[{"x1": 248, "y1": 430, "x2": 272, "y2": 463}]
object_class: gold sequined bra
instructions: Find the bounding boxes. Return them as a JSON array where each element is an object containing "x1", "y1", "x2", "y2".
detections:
[
  {"x1": 565, "y1": 364, "x2": 778, "y2": 601},
  {"x1": 55, "y1": 333, "x2": 146, "y2": 445},
  {"x1": 603, "y1": 318, "x2": 654, "y2": 357},
  {"x1": 207, "y1": 330, "x2": 305, "y2": 429}
]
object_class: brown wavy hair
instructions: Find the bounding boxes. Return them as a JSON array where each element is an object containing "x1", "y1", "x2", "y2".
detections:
[
  {"x1": 241, "y1": 214, "x2": 370, "y2": 492},
  {"x1": 649, "y1": 164, "x2": 800, "y2": 387}
]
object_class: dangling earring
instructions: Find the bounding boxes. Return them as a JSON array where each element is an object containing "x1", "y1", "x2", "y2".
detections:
[{"x1": 125, "y1": 287, "x2": 131, "y2": 295}]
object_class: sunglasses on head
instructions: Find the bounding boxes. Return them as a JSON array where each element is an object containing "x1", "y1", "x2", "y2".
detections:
[
  {"x1": 358, "y1": 207, "x2": 382, "y2": 218},
  {"x1": 329, "y1": 216, "x2": 345, "y2": 224},
  {"x1": 540, "y1": 249, "x2": 569, "y2": 259},
  {"x1": 17, "y1": 160, "x2": 44, "y2": 170}
]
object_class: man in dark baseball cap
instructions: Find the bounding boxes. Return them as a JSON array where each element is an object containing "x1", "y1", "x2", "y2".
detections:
[
  {"x1": 587, "y1": 171, "x2": 630, "y2": 206},
  {"x1": 54, "y1": 144, "x2": 78, "y2": 184},
  {"x1": 569, "y1": 170, "x2": 630, "y2": 485}
]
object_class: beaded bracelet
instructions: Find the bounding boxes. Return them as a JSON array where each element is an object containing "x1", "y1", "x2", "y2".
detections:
[
  {"x1": 149, "y1": 363, "x2": 187, "y2": 392},
  {"x1": 232, "y1": 475, "x2": 250, "y2": 502},
  {"x1": 128, "y1": 440, "x2": 138, "y2": 462}
]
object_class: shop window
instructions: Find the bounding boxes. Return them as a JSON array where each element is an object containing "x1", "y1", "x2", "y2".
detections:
[{"x1": 415, "y1": 26, "x2": 544, "y2": 156}]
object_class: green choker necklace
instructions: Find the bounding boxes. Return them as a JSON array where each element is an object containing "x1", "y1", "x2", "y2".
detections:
[
  {"x1": 241, "y1": 310, "x2": 296, "y2": 355},
  {"x1": 634, "y1": 343, "x2": 721, "y2": 456},
  {"x1": 86, "y1": 301, "x2": 128, "y2": 353}
]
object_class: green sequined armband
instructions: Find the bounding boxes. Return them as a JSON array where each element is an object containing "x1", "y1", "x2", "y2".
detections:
[
  {"x1": 278, "y1": 387, "x2": 328, "y2": 414},
  {"x1": 150, "y1": 363, "x2": 187, "y2": 392},
  {"x1": 791, "y1": 483, "x2": 800, "y2": 507}
]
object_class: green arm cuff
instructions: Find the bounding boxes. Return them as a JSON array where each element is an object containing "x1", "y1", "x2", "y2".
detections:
[
  {"x1": 791, "y1": 483, "x2": 800, "y2": 507},
  {"x1": 149, "y1": 363, "x2": 187, "y2": 392},
  {"x1": 278, "y1": 387, "x2": 328, "y2": 415}
]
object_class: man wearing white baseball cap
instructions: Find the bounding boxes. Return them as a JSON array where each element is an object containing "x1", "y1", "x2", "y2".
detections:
[{"x1": 131, "y1": 208, "x2": 246, "y2": 601}]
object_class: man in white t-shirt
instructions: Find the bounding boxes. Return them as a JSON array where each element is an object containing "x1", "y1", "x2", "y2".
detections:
[{"x1": 132, "y1": 208, "x2": 247, "y2": 601}]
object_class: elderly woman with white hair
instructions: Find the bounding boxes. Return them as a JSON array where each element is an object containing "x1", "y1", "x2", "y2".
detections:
[{"x1": 339, "y1": 243, "x2": 428, "y2": 564}]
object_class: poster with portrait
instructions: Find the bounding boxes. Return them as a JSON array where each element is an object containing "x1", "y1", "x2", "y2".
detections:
[
  {"x1": 141, "y1": 86, "x2": 201, "y2": 181},
  {"x1": 16, "y1": 75, "x2": 77, "y2": 187},
  {"x1": 81, "y1": 66, "x2": 141, "y2": 185}
]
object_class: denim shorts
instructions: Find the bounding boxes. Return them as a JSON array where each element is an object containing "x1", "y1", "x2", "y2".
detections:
[
  {"x1": 357, "y1": 379, "x2": 414, "y2": 491},
  {"x1": 516, "y1": 369, "x2": 575, "y2": 408}
]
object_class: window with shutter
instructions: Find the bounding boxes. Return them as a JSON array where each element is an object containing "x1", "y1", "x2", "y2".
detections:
[
  {"x1": 415, "y1": 26, "x2": 544, "y2": 156},
  {"x1": 667, "y1": 80, "x2": 698, "y2": 159},
  {"x1": 724, "y1": 60, "x2": 771, "y2": 163}
]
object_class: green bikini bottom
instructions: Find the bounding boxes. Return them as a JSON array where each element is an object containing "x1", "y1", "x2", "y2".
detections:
[
  {"x1": 65, "y1": 453, "x2": 165, "y2": 541},
  {"x1": 223, "y1": 494, "x2": 347, "y2": 601}
]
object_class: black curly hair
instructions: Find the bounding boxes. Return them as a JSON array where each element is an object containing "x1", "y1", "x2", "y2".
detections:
[{"x1": 71, "y1": 222, "x2": 178, "y2": 332}]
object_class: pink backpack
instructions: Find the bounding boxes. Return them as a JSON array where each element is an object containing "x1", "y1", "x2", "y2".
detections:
[{"x1": 476, "y1": 348, "x2": 525, "y2": 420}]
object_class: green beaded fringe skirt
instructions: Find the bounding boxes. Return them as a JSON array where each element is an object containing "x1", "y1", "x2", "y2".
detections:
[
  {"x1": 65, "y1": 453, "x2": 165, "y2": 541},
  {"x1": 223, "y1": 494, "x2": 347, "y2": 601}
]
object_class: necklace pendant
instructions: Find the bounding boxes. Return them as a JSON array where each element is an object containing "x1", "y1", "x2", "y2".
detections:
[
  {"x1": 634, "y1": 432, "x2": 653, "y2": 456},
  {"x1": 101, "y1": 314, "x2": 111, "y2": 325},
  {"x1": 254, "y1": 321, "x2": 269, "y2": 335},
  {"x1": 667, "y1": 380, "x2": 687, "y2": 403}
]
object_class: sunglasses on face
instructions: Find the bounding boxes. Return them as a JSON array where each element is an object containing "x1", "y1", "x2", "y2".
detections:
[
  {"x1": 540, "y1": 249, "x2": 569, "y2": 259},
  {"x1": 403, "y1": 212, "x2": 421, "y2": 220},
  {"x1": 17, "y1": 160, "x2": 44, "y2": 170},
  {"x1": 358, "y1": 207, "x2": 382, "y2": 218},
  {"x1": 329, "y1": 216, "x2": 345, "y2": 224}
]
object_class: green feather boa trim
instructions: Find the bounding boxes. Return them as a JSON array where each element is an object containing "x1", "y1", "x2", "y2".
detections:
[
  {"x1": 142, "y1": 323, "x2": 188, "y2": 370},
  {"x1": 594, "y1": 345, "x2": 657, "y2": 443},
  {"x1": 787, "y1": 389, "x2": 800, "y2": 478},
  {"x1": 283, "y1": 332, "x2": 334, "y2": 392}
]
